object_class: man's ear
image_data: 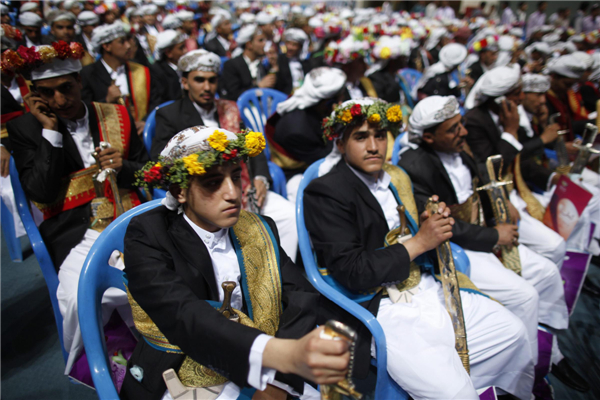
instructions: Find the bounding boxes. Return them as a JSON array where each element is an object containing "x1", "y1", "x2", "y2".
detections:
[
  {"x1": 169, "y1": 185, "x2": 186, "y2": 204},
  {"x1": 101, "y1": 42, "x2": 111, "y2": 54},
  {"x1": 335, "y1": 137, "x2": 345, "y2": 155},
  {"x1": 422, "y1": 131, "x2": 435, "y2": 146},
  {"x1": 181, "y1": 76, "x2": 189, "y2": 91}
]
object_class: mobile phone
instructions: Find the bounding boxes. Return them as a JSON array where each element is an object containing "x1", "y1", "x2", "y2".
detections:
[{"x1": 494, "y1": 95, "x2": 510, "y2": 111}]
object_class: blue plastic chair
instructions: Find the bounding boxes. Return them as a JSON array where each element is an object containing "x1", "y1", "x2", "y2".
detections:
[
  {"x1": 78, "y1": 199, "x2": 163, "y2": 400},
  {"x1": 1, "y1": 196, "x2": 23, "y2": 262},
  {"x1": 219, "y1": 56, "x2": 229, "y2": 74},
  {"x1": 397, "y1": 75, "x2": 415, "y2": 109},
  {"x1": 9, "y1": 158, "x2": 68, "y2": 362},
  {"x1": 399, "y1": 68, "x2": 423, "y2": 97},
  {"x1": 142, "y1": 100, "x2": 175, "y2": 155},
  {"x1": 390, "y1": 132, "x2": 407, "y2": 166}
]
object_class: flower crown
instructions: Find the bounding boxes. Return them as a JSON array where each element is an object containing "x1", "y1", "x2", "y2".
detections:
[
  {"x1": 324, "y1": 31, "x2": 372, "y2": 65},
  {"x1": 322, "y1": 100, "x2": 403, "y2": 141},
  {"x1": 136, "y1": 129, "x2": 266, "y2": 189},
  {"x1": 470, "y1": 35, "x2": 499, "y2": 53},
  {"x1": 1, "y1": 41, "x2": 85, "y2": 77}
]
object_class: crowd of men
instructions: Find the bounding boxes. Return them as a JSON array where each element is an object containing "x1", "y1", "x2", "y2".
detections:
[{"x1": 1, "y1": 1, "x2": 599, "y2": 399}]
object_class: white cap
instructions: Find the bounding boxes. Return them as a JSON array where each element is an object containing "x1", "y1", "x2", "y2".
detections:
[
  {"x1": 211, "y1": 11, "x2": 231, "y2": 28},
  {"x1": 239, "y1": 12, "x2": 255, "y2": 25},
  {"x1": 19, "y1": 12, "x2": 43, "y2": 28},
  {"x1": 177, "y1": 49, "x2": 221, "y2": 73},
  {"x1": 19, "y1": 2, "x2": 38, "y2": 13},
  {"x1": 283, "y1": 28, "x2": 308, "y2": 43},
  {"x1": 78, "y1": 10, "x2": 100, "y2": 26},
  {"x1": 140, "y1": 4, "x2": 158, "y2": 16},
  {"x1": 255, "y1": 11, "x2": 275, "y2": 25},
  {"x1": 31, "y1": 46, "x2": 83, "y2": 81},
  {"x1": 48, "y1": 10, "x2": 77, "y2": 25},
  {"x1": 162, "y1": 14, "x2": 182, "y2": 30},
  {"x1": 91, "y1": 22, "x2": 127, "y2": 51},
  {"x1": 63, "y1": 1, "x2": 83, "y2": 11},
  {"x1": 155, "y1": 29, "x2": 186, "y2": 59},
  {"x1": 176, "y1": 10, "x2": 195, "y2": 22},
  {"x1": 154, "y1": 0, "x2": 168, "y2": 7},
  {"x1": 236, "y1": 24, "x2": 259, "y2": 46}
]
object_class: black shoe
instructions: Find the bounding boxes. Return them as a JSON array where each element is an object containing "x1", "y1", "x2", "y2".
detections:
[
  {"x1": 551, "y1": 359, "x2": 589, "y2": 392},
  {"x1": 582, "y1": 277, "x2": 600, "y2": 297}
]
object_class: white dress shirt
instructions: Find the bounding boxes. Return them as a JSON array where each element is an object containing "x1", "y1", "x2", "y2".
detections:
[
  {"x1": 288, "y1": 58, "x2": 304, "y2": 89},
  {"x1": 243, "y1": 54, "x2": 261, "y2": 81},
  {"x1": 217, "y1": 34, "x2": 231, "y2": 52},
  {"x1": 41, "y1": 103, "x2": 96, "y2": 168},
  {"x1": 345, "y1": 82, "x2": 364, "y2": 101},
  {"x1": 25, "y1": 35, "x2": 36, "y2": 47},
  {"x1": 168, "y1": 61, "x2": 182, "y2": 79},
  {"x1": 82, "y1": 33, "x2": 96, "y2": 58},
  {"x1": 101, "y1": 58, "x2": 130, "y2": 96},
  {"x1": 7, "y1": 77, "x2": 22, "y2": 104},
  {"x1": 347, "y1": 163, "x2": 399, "y2": 230},
  {"x1": 192, "y1": 102, "x2": 219, "y2": 128},
  {"x1": 145, "y1": 24, "x2": 159, "y2": 37},
  {"x1": 488, "y1": 109, "x2": 523, "y2": 151},
  {"x1": 435, "y1": 151, "x2": 474, "y2": 204}
]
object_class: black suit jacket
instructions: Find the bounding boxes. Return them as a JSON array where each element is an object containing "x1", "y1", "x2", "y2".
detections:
[
  {"x1": 467, "y1": 61, "x2": 485, "y2": 84},
  {"x1": 220, "y1": 55, "x2": 268, "y2": 101},
  {"x1": 398, "y1": 145, "x2": 499, "y2": 252},
  {"x1": 149, "y1": 59, "x2": 182, "y2": 103},
  {"x1": 274, "y1": 53, "x2": 311, "y2": 96},
  {"x1": 465, "y1": 105, "x2": 552, "y2": 190},
  {"x1": 1, "y1": 85, "x2": 25, "y2": 151},
  {"x1": 121, "y1": 207, "x2": 339, "y2": 399},
  {"x1": 7, "y1": 103, "x2": 148, "y2": 268},
  {"x1": 369, "y1": 70, "x2": 400, "y2": 103},
  {"x1": 80, "y1": 60, "x2": 162, "y2": 119},
  {"x1": 304, "y1": 160, "x2": 412, "y2": 378},
  {"x1": 151, "y1": 97, "x2": 271, "y2": 183},
  {"x1": 419, "y1": 72, "x2": 461, "y2": 98},
  {"x1": 203, "y1": 35, "x2": 228, "y2": 57}
]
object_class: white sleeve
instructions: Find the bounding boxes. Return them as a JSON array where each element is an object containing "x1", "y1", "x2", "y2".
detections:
[
  {"x1": 500, "y1": 132, "x2": 523, "y2": 151},
  {"x1": 42, "y1": 129, "x2": 63, "y2": 148},
  {"x1": 247, "y1": 334, "x2": 277, "y2": 390}
]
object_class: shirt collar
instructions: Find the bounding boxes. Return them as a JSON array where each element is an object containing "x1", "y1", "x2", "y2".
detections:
[
  {"x1": 243, "y1": 54, "x2": 260, "y2": 68},
  {"x1": 192, "y1": 101, "x2": 217, "y2": 119},
  {"x1": 183, "y1": 213, "x2": 229, "y2": 250},
  {"x1": 168, "y1": 61, "x2": 178, "y2": 71},
  {"x1": 435, "y1": 150, "x2": 462, "y2": 168},
  {"x1": 60, "y1": 102, "x2": 89, "y2": 132},
  {"x1": 346, "y1": 162, "x2": 391, "y2": 192},
  {"x1": 101, "y1": 58, "x2": 125, "y2": 76}
]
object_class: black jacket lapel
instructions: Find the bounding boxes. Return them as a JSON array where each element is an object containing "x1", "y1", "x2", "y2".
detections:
[
  {"x1": 86, "y1": 102, "x2": 101, "y2": 148},
  {"x1": 337, "y1": 161, "x2": 387, "y2": 224},
  {"x1": 182, "y1": 96, "x2": 205, "y2": 126}
]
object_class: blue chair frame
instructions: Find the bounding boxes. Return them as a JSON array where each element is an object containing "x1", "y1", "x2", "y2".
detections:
[
  {"x1": 78, "y1": 199, "x2": 163, "y2": 400},
  {"x1": 390, "y1": 132, "x2": 406, "y2": 166},
  {"x1": 142, "y1": 100, "x2": 175, "y2": 155},
  {"x1": 9, "y1": 158, "x2": 68, "y2": 362},
  {"x1": 399, "y1": 68, "x2": 422, "y2": 101},
  {"x1": 1, "y1": 196, "x2": 23, "y2": 262}
]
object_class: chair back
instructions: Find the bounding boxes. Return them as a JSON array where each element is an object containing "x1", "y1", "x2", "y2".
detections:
[
  {"x1": 390, "y1": 132, "x2": 406, "y2": 166},
  {"x1": 296, "y1": 159, "x2": 408, "y2": 399},
  {"x1": 142, "y1": 100, "x2": 176, "y2": 154},
  {"x1": 9, "y1": 158, "x2": 67, "y2": 362},
  {"x1": 399, "y1": 68, "x2": 422, "y2": 96},
  {"x1": 397, "y1": 75, "x2": 415, "y2": 109},
  {"x1": 1, "y1": 196, "x2": 23, "y2": 262},
  {"x1": 219, "y1": 56, "x2": 229, "y2": 74},
  {"x1": 78, "y1": 199, "x2": 163, "y2": 399}
]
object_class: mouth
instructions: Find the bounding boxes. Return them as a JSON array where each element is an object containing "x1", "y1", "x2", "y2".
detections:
[
  {"x1": 364, "y1": 155, "x2": 382, "y2": 161},
  {"x1": 223, "y1": 205, "x2": 241, "y2": 214}
]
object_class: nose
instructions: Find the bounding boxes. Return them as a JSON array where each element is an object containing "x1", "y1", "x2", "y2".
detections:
[
  {"x1": 222, "y1": 176, "x2": 239, "y2": 201},
  {"x1": 201, "y1": 80, "x2": 211, "y2": 92},
  {"x1": 366, "y1": 135, "x2": 378, "y2": 152},
  {"x1": 54, "y1": 91, "x2": 68, "y2": 108}
]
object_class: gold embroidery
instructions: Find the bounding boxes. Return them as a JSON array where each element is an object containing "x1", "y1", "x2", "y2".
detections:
[
  {"x1": 93, "y1": 103, "x2": 126, "y2": 154},
  {"x1": 513, "y1": 154, "x2": 545, "y2": 221},
  {"x1": 128, "y1": 62, "x2": 149, "y2": 120},
  {"x1": 32, "y1": 166, "x2": 97, "y2": 214},
  {"x1": 359, "y1": 77, "x2": 378, "y2": 98}
]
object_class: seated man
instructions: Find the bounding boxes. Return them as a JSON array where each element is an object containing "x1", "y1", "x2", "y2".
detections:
[
  {"x1": 77, "y1": 11, "x2": 100, "y2": 60},
  {"x1": 367, "y1": 36, "x2": 410, "y2": 104},
  {"x1": 47, "y1": 10, "x2": 95, "y2": 67},
  {"x1": 467, "y1": 35, "x2": 499, "y2": 84},
  {"x1": 17, "y1": 12, "x2": 48, "y2": 47},
  {"x1": 150, "y1": 29, "x2": 187, "y2": 102},
  {"x1": 278, "y1": 28, "x2": 311, "y2": 93},
  {"x1": 399, "y1": 96, "x2": 588, "y2": 391},
  {"x1": 123, "y1": 126, "x2": 350, "y2": 400},
  {"x1": 203, "y1": 11, "x2": 233, "y2": 57},
  {"x1": 81, "y1": 23, "x2": 162, "y2": 134},
  {"x1": 5, "y1": 42, "x2": 148, "y2": 374},
  {"x1": 305, "y1": 98, "x2": 535, "y2": 400},
  {"x1": 267, "y1": 67, "x2": 346, "y2": 184},
  {"x1": 152, "y1": 49, "x2": 299, "y2": 261}
]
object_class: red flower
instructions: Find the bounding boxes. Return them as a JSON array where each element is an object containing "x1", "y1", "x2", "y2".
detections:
[
  {"x1": 14, "y1": 29, "x2": 22, "y2": 42},
  {"x1": 351, "y1": 51, "x2": 359, "y2": 59},
  {"x1": 350, "y1": 104, "x2": 362, "y2": 117},
  {"x1": 2, "y1": 49, "x2": 25, "y2": 71},
  {"x1": 17, "y1": 46, "x2": 42, "y2": 68},
  {"x1": 52, "y1": 41, "x2": 71, "y2": 59},
  {"x1": 222, "y1": 148, "x2": 239, "y2": 161},
  {"x1": 69, "y1": 42, "x2": 85, "y2": 59},
  {"x1": 363, "y1": 27, "x2": 369, "y2": 33},
  {"x1": 144, "y1": 165, "x2": 162, "y2": 183}
]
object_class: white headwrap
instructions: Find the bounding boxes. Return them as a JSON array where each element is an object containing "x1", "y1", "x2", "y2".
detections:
[
  {"x1": 48, "y1": 11, "x2": 77, "y2": 25},
  {"x1": 465, "y1": 64, "x2": 521, "y2": 110},
  {"x1": 546, "y1": 54, "x2": 587, "y2": 79},
  {"x1": 589, "y1": 53, "x2": 600, "y2": 82},
  {"x1": 19, "y1": 12, "x2": 43, "y2": 28},
  {"x1": 0, "y1": 4, "x2": 8, "y2": 15},
  {"x1": 571, "y1": 51, "x2": 594, "y2": 70},
  {"x1": 159, "y1": 126, "x2": 240, "y2": 211},
  {"x1": 176, "y1": 10, "x2": 195, "y2": 22},
  {"x1": 276, "y1": 67, "x2": 347, "y2": 115},
  {"x1": 413, "y1": 43, "x2": 467, "y2": 98},
  {"x1": 283, "y1": 28, "x2": 308, "y2": 43},
  {"x1": 19, "y1": 2, "x2": 38, "y2": 13},
  {"x1": 63, "y1": 1, "x2": 83, "y2": 11},
  {"x1": 367, "y1": 36, "x2": 412, "y2": 76},
  {"x1": 155, "y1": 30, "x2": 186, "y2": 60},
  {"x1": 255, "y1": 11, "x2": 275, "y2": 25},
  {"x1": 239, "y1": 12, "x2": 255, "y2": 25},
  {"x1": 408, "y1": 96, "x2": 460, "y2": 137},
  {"x1": 177, "y1": 49, "x2": 220, "y2": 73},
  {"x1": 211, "y1": 11, "x2": 231, "y2": 28},
  {"x1": 140, "y1": 4, "x2": 158, "y2": 16},
  {"x1": 425, "y1": 27, "x2": 447, "y2": 51},
  {"x1": 31, "y1": 46, "x2": 83, "y2": 81},
  {"x1": 236, "y1": 24, "x2": 260, "y2": 46},
  {"x1": 78, "y1": 11, "x2": 100, "y2": 26},
  {"x1": 91, "y1": 23, "x2": 127, "y2": 51},
  {"x1": 522, "y1": 73, "x2": 550, "y2": 93},
  {"x1": 162, "y1": 14, "x2": 182, "y2": 30},
  {"x1": 525, "y1": 42, "x2": 550, "y2": 58},
  {"x1": 509, "y1": 27, "x2": 524, "y2": 38}
]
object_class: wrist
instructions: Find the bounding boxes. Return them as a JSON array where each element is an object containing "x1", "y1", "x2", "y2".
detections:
[
  {"x1": 403, "y1": 235, "x2": 427, "y2": 261},
  {"x1": 263, "y1": 338, "x2": 295, "y2": 375}
]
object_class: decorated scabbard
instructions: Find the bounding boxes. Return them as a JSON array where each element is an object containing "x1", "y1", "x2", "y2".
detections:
[
  {"x1": 570, "y1": 123, "x2": 599, "y2": 175},
  {"x1": 550, "y1": 113, "x2": 571, "y2": 174},
  {"x1": 426, "y1": 198, "x2": 470, "y2": 373}
]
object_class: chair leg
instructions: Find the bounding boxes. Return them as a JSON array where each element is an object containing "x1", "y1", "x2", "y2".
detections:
[{"x1": 1, "y1": 197, "x2": 23, "y2": 262}]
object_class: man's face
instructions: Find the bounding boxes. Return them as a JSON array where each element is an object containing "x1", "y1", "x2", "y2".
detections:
[
  {"x1": 182, "y1": 19, "x2": 196, "y2": 34},
  {"x1": 337, "y1": 120, "x2": 387, "y2": 178},
  {"x1": 216, "y1": 19, "x2": 232, "y2": 37},
  {"x1": 51, "y1": 20, "x2": 76, "y2": 42},
  {"x1": 143, "y1": 13, "x2": 157, "y2": 26},
  {"x1": 551, "y1": 74, "x2": 578, "y2": 95},
  {"x1": 520, "y1": 3, "x2": 528, "y2": 11},
  {"x1": 506, "y1": 85, "x2": 524, "y2": 107},
  {"x1": 34, "y1": 74, "x2": 83, "y2": 120},
  {"x1": 103, "y1": 10, "x2": 116, "y2": 24},
  {"x1": 82, "y1": 24, "x2": 97, "y2": 36},
  {"x1": 183, "y1": 70, "x2": 218, "y2": 108},
  {"x1": 480, "y1": 49, "x2": 498, "y2": 67},
  {"x1": 165, "y1": 41, "x2": 187, "y2": 64},
  {"x1": 523, "y1": 92, "x2": 546, "y2": 114},
  {"x1": 103, "y1": 36, "x2": 132, "y2": 63},
  {"x1": 285, "y1": 40, "x2": 301, "y2": 58},
  {"x1": 130, "y1": 15, "x2": 142, "y2": 25},
  {"x1": 177, "y1": 163, "x2": 243, "y2": 232},
  {"x1": 249, "y1": 33, "x2": 266, "y2": 56},
  {"x1": 341, "y1": 57, "x2": 367, "y2": 83},
  {"x1": 260, "y1": 23, "x2": 274, "y2": 38},
  {"x1": 23, "y1": 26, "x2": 41, "y2": 43},
  {"x1": 423, "y1": 113, "x2": 468, "y2": 154}
]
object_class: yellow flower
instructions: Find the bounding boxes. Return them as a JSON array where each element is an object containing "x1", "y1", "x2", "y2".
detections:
[
  {"x1": 368, "y1": 113, "x2": 381, "y2": 124},
  {"x1": 182, "y1": 154, "x2": 206, "y2": 175},
  {"x1": 380, "y1": 46, "x2": 391, "y2": 60},
  {"x1": 339, "y1": 109, "x2": 352, "y2": 123},
  {"x1": 245, "y1": 131, "x2": 266, "y2": 157},
  {"x1": 386, "y1": 105, "x2": 402, "y2": 123},
  {"x1": 38, "y1": 46, "x2": 58, "y2": 63},
  {"x1": 207, "y1": 130, "x2": 229, "y2": 152}
]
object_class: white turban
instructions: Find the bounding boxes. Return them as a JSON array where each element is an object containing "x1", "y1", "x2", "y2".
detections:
[
  {"x1": 465, "y1": 64, "x2": 521, "y2": 110},
  {"x1": 509, "y1": 27, "x2": 523, "y2": 38},
  {"x1": 19, "y1": 12, "x2": 43, "y2": 28},
  {"x1": 239, "y1": 12, "x2": 255, "y2": 25},
  {"x1": 367, "y1": 36, "x2": 412, "y2": 76},
  {"x1": 283, "y1": 28, "x2": 308, "y2": 43},
  {"x1": 31, "y1": 46, "x2": 82, "y2": 81},
  {"x1": 178, "y1": 49, "x2": 220, "y2": 73},
  {"x1": 525, "y1": 42, "x2": 550, "y2": 57},
  {"x1": 572, "y1": 51, "x2": 594, "y2": 70},
  {"x1": 91, "y1": 23, "x2": 127, "y2": 51},
  {"x1": 140, "y1": 4, "x2": 158, "y2": 16},
  {"x1": 276, "y1": 67, "x2": 347, "y2": 115},
  {"x1": 522, "y1": 73, "x2": 550, "y2": 93},
  {"x1": 78, "y1": 11, "x2": 100, "y2": 26},
  {"x1": 155, "y1": 30, "x2": 186, "y2": 60},
  {"x1": 19, "y1": 2, "x2": 38, "y2": 13},
  {"x1": 211, "y1": 11, "x2": 231, "y2": 28},
  {"x1": 162, "y1": 14, "x2": 182, "y2": 30},
  {"x1": 154, "y1": 0, "x2": 168, "y2": 7},
  {"x1": 176, "y1": 10, "x2": 195, "y2": 22},
  {"x1": 0, "y1": 4, "x2": 9, "y2": 15},
  {"x1": 48, "y1": 11, "x2": 77, "y2": 25},
  {"x1": 589, "y1": 53, "x2": 600, "y2": 82},
  {"x1": 412, "y1": 43, "x2": 467, "y2": 98},
  {"x1": 408, "y1": 96, "x2": 460, "y2": 137},
  {"x1": 546, "y1": 54, "x2": 587, "y2": 79},
  {"x1": 255, "y1": 11, "x2": 275, "y2": 25},
  {"x1": 64, "y1": 1, "x2": 83, "y2": 11},
  {"x1": 425, "y1": 27, "x2": 447, "y2": 51},
  {"x1": 236, "y1": 24, "x2": 259, "y2": 46}
]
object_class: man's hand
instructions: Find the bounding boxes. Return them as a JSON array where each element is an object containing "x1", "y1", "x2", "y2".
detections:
[
  {"x1": 96, "y1": 146, "x2": 123, "y2": 173},
  {"x1": 0, "y1": 146, "x2": 10, "y2": 178},
  {"x1": 540, "y1": 123, "x2": 560, "y2": 144},
  {"x1": 106, "y1": 81, "x2": 122, "y2": 104},
  {"x1": 494, "y1": 223, "x2": 519, "y2": 246},
  {"x1": 459, "y1": 76, "x2": 474, "y2": 90},
  {"x1": 499, "y1": 99, "x2": 520, "y2": 137},
  {"x1": 507, "y1": 201, "x2": 520, "y2": 224},
  {"x1": 24, "y1": 93, "x2": 58, "y2": 130},
  {"x1": 263, "y1": 326, "x2": 350, "y2": 385},
  {"x1": 135, "y1": 120, "x2": 145, "y2": 136},
  {"x1": 248, "y1": 178, "x2": 267, "y2": 208},
  {"x1": 404, "y1": 199, "x2": 454, "y2": 259},
  {"x1": 252, "y1": 385, "x2": 288, "y2": 400},
  {"x1": 565, "y1": 140, "x2": 581, "y2": 156},
  {"x1": 258, "y1": 74, "x2": 276, "y2": 88},
  {"x1": 551, "y1": 173, "x2": 562, "y2": 186}
]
